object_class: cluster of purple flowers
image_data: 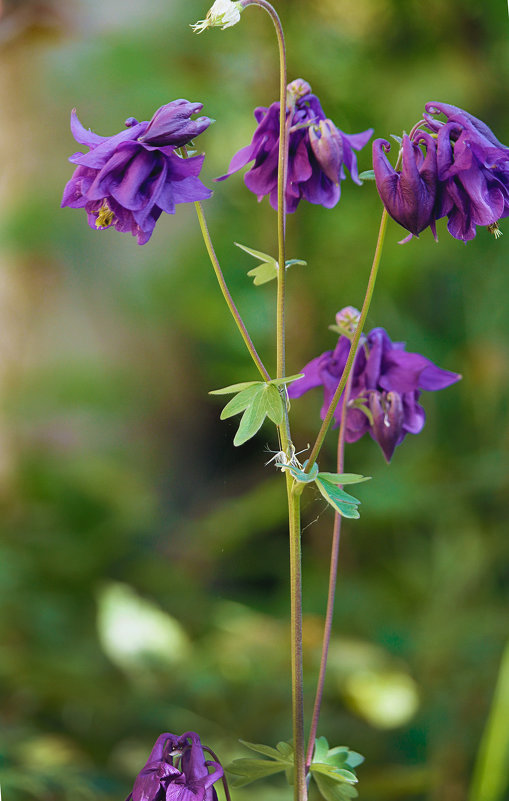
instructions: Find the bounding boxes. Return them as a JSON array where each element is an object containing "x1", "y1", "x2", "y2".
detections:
[
  {"x1": 217, "y1": 78, "x2": 373, "y2": 212},
  {"x1": 373, "y1": 102, "x2": 509, "y2": 242},
  {"x1": 125, "y1": 731, "x2": 223, "y2": 801},
  {"x1": 62, "y1": 100, "x2": 213, "y2": 244},
  {"x1": 288, "y1": 308, "x2": 461, "y2": 462}
]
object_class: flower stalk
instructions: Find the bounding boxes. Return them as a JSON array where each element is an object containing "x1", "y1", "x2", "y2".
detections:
[
  {"x1": 304, "y1": 208, "x2": 389, "y2": 474},
  {"x1": 305, "y1": 369, "x2": 354, "y2": 767},
  {"x1": 194, "y1": 199, "x2": 271, "y2": 382}
]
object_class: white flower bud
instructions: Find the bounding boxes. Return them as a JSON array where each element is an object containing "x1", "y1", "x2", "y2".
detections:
[{"x1": 191, "y1": 0, "x2": 243, "y2": 33}]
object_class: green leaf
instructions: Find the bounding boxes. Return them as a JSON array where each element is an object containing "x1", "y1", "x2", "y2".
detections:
[
  {"x1": 343, "y1": 751, "x2": 364, "y2": 770},
  {"x1": 238, "y1": 740, "x2": 287, "y2": 761},
  {"x1": 285, "y1": 461, "x2": 319, "y2": 484},
  {"x1": 235, "y1": 242, "x2": 277, "y2": 263},
  {"x1": 285, "y1": 259, "x2": 307, "y2": 269},
  {"x1": 312, "y1": 772, "x2": 359, "y2": 801},
  {"x1": 276, "y1": 741, "x2": 294, "y2": 758},
  {"x1": 227, "y1": 758, "x2": 287, "y2": 787},
  {"x1": 247, "y1": 261, "x2": 278, "y2": 285},
  {"x1": 311, "y1": 763, "x2": 358, "y2": 783},
  {"x1": 358, "y1": 169, "x2": 376, "y2": 181},
  {"x1": 312, "y1": 736, "x2": 330, "y2": 764},
  {"x1": 317, "y1": 472, "x2": 371, "y2": 486},
  {"x1": 220, "y1": 385, "x2": 263, "y2": 420},
  {"x1": 209, "y1": 380, "x2": 261, "y2": 395},
  {"x1": 315, "y1": 477, "x2": 361, "y2": 519},
  {"x1": 269, "y1": 374, "x2": 304, "y2": 387},
  {"x1": 234, "y1": 386, "x2": 269, "y2": 446},
  {"x1": 264, "y1": 383, "x2": 285, "y2": 425}
]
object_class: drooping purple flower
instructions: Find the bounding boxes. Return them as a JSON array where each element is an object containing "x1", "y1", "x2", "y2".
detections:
[
  {"x1": 288, "y1": 309, "x2": 461, "y2": 462},
  {"x1": 424, "y1": 101, "x2": 509, "y2": 241},
  {"x1": 125, "y1": 731, "x2": 224, "y2": 801},
  {"x1": 373, "y1": 132, "x2": 438, "y2": 238},
  {"x1": 216, "y1": 78, "x2": 373, "y2": 212},
  {"x1": 373, "y1": 102, "x2": 509, "y2": 242},
  {"x1": 62, "y1": 100, "x2": 213, "y2": 245}
]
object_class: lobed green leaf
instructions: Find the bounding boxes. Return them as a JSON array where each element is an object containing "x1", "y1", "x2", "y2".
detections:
[
  {"x1": 247, "y1": 262, "x2": 278, "y2": 285},
  {"x1": 235, "y1": 242, "x2": 277, "y2": 263},
  {"x1": 227, "y1": 758, "x2": 287, "y2": 787},
  {"x1": 317, "y1": 472, "x2": 371, "y2": 486},
  {"x1": 210, "y1": 380, "x2": 261, "y2": 395},
  {"x1": 220, "y1": 385, "x2": 264, "y2": 419},
  {"x1": 315, "y1": 477, "x2": 361, "y2": 519},
  {"x1": 238, "y1": 740, "x2": 288, "y2": 762}
]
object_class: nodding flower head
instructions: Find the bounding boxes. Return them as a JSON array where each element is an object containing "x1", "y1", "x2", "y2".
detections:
[
  {"x1": 288, "y1": 309, "x2": 461, "y2": 462},
  {"x1": 424, "y1": 101, "x2": 509, "y2": 242},
  {"x1": 373, "y1": 102, "x2": 509, "y2": 242},
  {"x1": 61, "y1": 100, "x2": 213, "y2": 245},
  {"x1": 191, "y1": 0, "x2": 243, "y2": 33},
  {"x1": 373, "y1": 132, "x2": 438, "y2": 238},
  {"x1": 216, "y1": 78, "x2": 373, "y2": 212},
  {"x1": 125, "y1": 731, "x2": 224, "y2": 801}
]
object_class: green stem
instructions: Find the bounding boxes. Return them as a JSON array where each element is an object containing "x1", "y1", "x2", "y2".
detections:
[
  {"x1": 242, "y1": 0, "x2": 288, "y2": 386},
  {"x1": 286, "y1": 473, "x2": 307, "y2": 801},
  {"x1": 241, "y1": 6, "x2": 305, "y2": 801},
  {"x1": 305, "y1": 368, "x2": 354, "y2": 767},
  {"x1": 194, "y1": 200, "x2": 271, "y2": 382},
  {"x1": 305, "y1": 208, "x2": 389, "y2": 473}
]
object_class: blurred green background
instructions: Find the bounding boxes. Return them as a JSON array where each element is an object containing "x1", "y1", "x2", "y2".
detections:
[{"x1": 0, "y1": 0, "x2": 508, "y2": 799}]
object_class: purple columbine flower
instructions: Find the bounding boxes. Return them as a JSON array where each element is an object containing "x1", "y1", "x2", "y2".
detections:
[
  {"x1": 216, "y1": 78, "x2": 373, "y2": 212},
  {"x1": 424, "y1": 101, "x2": 509, "y2": 241},
  {"x1": 62, "y1": 100, "x2": 213, "y2": 245},
  {"x1": 288, "y1": 308, "x2": 461, "y2": 462},
  {"x1": 125, "y1": 731, "x2": 224, "y2": 801},
  {"x1": 373, "y1": 102, "x2": 509, "y2": 242},
  {"x1": 373, "y1": 132, "x2": 438, "y2": 238}
]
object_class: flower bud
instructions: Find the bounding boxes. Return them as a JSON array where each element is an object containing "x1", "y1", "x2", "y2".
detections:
[
  {"x1": 309, "y1": 119, "x2": 344, "y2": 183},
  {"x1": 335, "y1": 306, "x2": 361, "y2": 335},
  {"x1": 138, "y1": 99, "x2": 213, "y2": 147},
  {"x1": 191, "y1": 0, "x2": 243, "y2": 33}
]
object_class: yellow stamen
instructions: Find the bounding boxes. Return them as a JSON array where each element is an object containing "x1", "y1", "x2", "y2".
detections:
[
  {"x1": 487, "y1": 222, "x2": 503, "y2": 239},
  {"x1": 95, "y1": 201, "x2": 115, "y2": 230}
]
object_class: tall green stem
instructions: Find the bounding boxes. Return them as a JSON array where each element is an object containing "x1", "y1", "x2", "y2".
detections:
[
  {"x1": 242, "y1": 0, "x2": 288, "y2": 384},
  {"x1": 305, "y1": 208, "x2": 389, "y2": 473},
  {"x1": 194, "y1": 200, "x2": 271, "y2": 382},
  {"x1": 241, "y1": 5, "x2": 305, "y2": 801},
  {"x1": 305, "y1": 369, "x2": 354, "y2": 767}
]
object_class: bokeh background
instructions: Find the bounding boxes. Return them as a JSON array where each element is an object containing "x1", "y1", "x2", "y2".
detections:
[{"x1": 1, "y1": 0, "x2": 509, "y2": 799}]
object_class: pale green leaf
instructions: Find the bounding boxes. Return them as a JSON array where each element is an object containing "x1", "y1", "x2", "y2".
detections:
[
  {"x1": 312, "y1": 771, "x2": 359, "y2": 801},
  {"x1": 238, "y1": 740, "x2": 288, "y2": 762},
  {"x1": 235, "y1": 242, "x2": 277, "y2": 263},
  {"x1": 315, "y1": 478, "x2": 361, "y2": 519},
  {"x1": 285, "y1": 259, "x2": 307, "y2": 269},
  {"x1": 270, "y1": 374, "x2": 304, "y2": 387},
  {"x1": 210, "y1": 381, "x2": 261, "y2": 395},
  {"x1": 312, "y1": 736, "x2": 330, "y2": 764},
  {"x1": 247, "y1": 262, "x2": 278, "y2": 285},
  {"x1": 234, "y1": 388, "x2": 269, "y2": 446},
  {"x1": 227, "y1": 758, "x2": 287, "y2": 787},
  {"x1": 344, "y1": 751, "x2": 364, "y2": 769},
  {"x1": 317, "y1": 472, "x2": 371, "y2": 486},
  {"x1": 311, "y1": 763, "x2": 357, "y2": 783},
  {"x1": 220, "y1": 385, "x2": 263, "y2": 420},
  {"x1": 264, "y1": 384, "x2": 284, "y2": 425},
  {"x1": 285, "y1": 462, "x2": 319, "y2": 484},
  {"x1": 276, "y1": 741, "x2": 294, "y2": 758}
]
